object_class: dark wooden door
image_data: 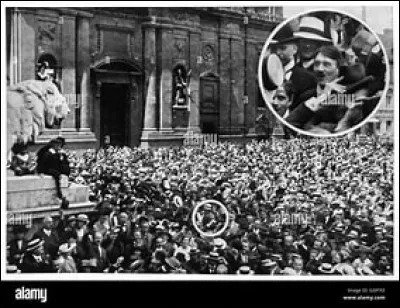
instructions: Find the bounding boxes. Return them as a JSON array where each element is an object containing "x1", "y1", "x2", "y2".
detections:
[
  {"x1": 200, "y1": 78, "x2": 219, "y2": 134},
  {"x1": 100, "y1": 83, "x2": 130, "y2": 147}
]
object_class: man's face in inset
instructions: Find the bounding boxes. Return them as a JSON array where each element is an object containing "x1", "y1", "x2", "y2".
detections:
[
  {"x1": 275, "y1": 43, "x2": 298, "y2": 66},
  {"x1": 299, "y1": 39, "x2": 320, "y2": 61},
  {"x1": 273, "y1": 87, "x2": 291, "y2": 109},
  {"x1": 314, "y1": 52, "x2": 340, "y2": 86}
]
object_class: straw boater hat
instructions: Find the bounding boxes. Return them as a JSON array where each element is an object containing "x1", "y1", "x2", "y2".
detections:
[
  {"x1": 77, "y1": 214, "x2": 89, "y2": 223},
  {"x1": 213, "y1": 238, "x2": 227, "y2": 250},
  {"x1": 6, "y1": 265, "x2": 20, "y2": 273},
  {"x1": 25, "y1": 238, "x2": 44, "y2": 252},
  {"x1": 270, "y1": 24, "x2": 299, "y2": 45},
  {"x1": 260, "y1": 259, "x2": 277, "y2": 268},
  {"x1": 236, "y1": 265, "x2": 255, "y2": 275},
  {"x1": 335, "y1": 263, "x2": 356, "y2": 275},
  {"x1": 294, "y1": 16, "x2": 331, "y2": 42},
  {"x1": 318, "y1": 263, "x2": 336, "y2": 274}
]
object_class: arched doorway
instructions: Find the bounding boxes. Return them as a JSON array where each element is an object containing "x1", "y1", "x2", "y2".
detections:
[
  {"x1": 91, "y1": 58, "x2": 142, "y2": 148},
  {"x1": 200, "y1": 73, "x2": 220, "y2": 134}
]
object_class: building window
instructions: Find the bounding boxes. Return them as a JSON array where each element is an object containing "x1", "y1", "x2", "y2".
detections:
[
  {"x1": 386, "y1": 120, "x2": 392, "y2": 131},
  {"x1": 37, "y1": 53, "x2": 61, "y2": 91}
]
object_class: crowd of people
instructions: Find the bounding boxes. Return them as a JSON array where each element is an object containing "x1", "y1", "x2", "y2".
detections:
[{"x1": 7, "y1": 135, "x2": 394, "y2": 275}]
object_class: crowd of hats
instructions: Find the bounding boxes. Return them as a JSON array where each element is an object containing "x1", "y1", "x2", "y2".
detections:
[{"x1": 9, "y1": 135, "x2": 393, "y2": 275}]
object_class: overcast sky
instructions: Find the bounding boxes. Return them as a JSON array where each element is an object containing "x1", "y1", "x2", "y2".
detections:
[{"x1": 283, "y1": 6, "x2": 393, "y2": 35}]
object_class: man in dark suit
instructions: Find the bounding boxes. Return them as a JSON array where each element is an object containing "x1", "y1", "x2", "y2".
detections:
[
  {"x1": 269, "y1": 24, "x2": 319, "y2": 118},
  {"x1": 34, "y1": 216, "x2": 60, "y2": 260},
  {"x1": 20, "y1": 238, "x2": 53, "y2": 273},
  {"x1": 8, "y1": 225, "x2": 28, "y2": 266},
  {"x1": 285, "y1": 45, "x2": 359, "y2": 133},
  {"x1": 36, "y1": 137, "x2": 70, "y2": 202},
  {"x1": 91, "y1": 232, "x2": 109, "y2": 272}
]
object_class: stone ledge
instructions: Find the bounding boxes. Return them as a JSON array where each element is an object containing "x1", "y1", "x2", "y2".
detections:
[
  {"x1": 7, "y1": 175, "x2": 69, "y2": 192},
  {"x1": 7, "y1": 201, "x2": 96, "y2": 220},
  {"x1": 7, "y1": 183, "x2": 89, "y2": 211}
]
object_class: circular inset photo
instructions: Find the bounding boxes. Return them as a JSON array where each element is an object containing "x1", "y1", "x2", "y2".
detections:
[
  {"x1": 192, "y1": 199, "x2": 229, "y2": 238},
  {"x1": 258, "y1": 9, "x2": 390, "y2": 137}
]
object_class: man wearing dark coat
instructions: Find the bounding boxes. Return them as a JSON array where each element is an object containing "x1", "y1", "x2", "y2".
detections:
[
  {"x1": 20, "y1": 238, "x2": 53, "y2": 273},
  {"x1": 8, "y1": 225, "x2": 28, "y2": 266},
  {"x1": 36, "y1": 137, "x2": 70, "y2": 201},
  {"x1": 34, "y1": 216, "x2": 60, "y2": 260}
]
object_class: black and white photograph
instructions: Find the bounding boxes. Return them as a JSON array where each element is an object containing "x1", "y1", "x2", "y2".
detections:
[{"x1": 1, "y1": 1, "x2": 398, "y2": 306}]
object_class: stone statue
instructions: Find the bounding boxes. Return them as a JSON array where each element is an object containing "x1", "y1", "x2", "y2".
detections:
[
  {"x1": 7, "y1": 80, "x2": 70, "y2": 159},
  {"x1": 174, "y1": 67, "x2": 192, "y2": 107}
]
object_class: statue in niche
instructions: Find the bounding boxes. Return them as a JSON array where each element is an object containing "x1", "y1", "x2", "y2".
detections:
[{"x1": 173, "y1": 66, "x2": 192, "y2": 109}]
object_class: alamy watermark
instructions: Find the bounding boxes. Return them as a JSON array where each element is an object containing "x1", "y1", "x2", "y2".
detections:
[
  {"x1": 183, "y1": 131, "x2": 219, "y2": 146},
  {"x1": 15, "y1": 287, "x2": 47, "y2": 304},
  {"x1": 7, "y1": 212, "x2": 33, "y2": 227},
  {"x1": 272, "y1": 212, "x2": 315, "y2": 226}
]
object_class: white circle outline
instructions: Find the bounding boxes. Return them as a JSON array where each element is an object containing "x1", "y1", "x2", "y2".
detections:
[
  {"x1": 257, "y1": 8, "x2": 390, "y2": 138},
  {"x1": 191, "y1": 199, "x2": 230, "y2": 238}
]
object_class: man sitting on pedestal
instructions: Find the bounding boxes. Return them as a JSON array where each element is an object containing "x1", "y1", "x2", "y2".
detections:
[{"x1": 36, "y1": 137, "x2": 70, "y2": 207}]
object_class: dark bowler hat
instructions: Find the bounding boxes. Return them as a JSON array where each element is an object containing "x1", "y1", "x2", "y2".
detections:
[
  {"x1": 49, "y1": 137, "x2": 66, "y2": 147},
  {"x1": 270, "y1": 24, "x2": 299, "y2": 45}
]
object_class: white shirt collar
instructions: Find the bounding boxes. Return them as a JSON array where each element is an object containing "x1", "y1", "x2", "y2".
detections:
[
  {"x1": 33, "y1": 255, "x2": 43, "y2": 263},
  {"x1": 302, "y1": 59, "x2": 314, "y2": 69},
  {"x1": 284, "y1": 59, "x2": 296, "y2": 80}
]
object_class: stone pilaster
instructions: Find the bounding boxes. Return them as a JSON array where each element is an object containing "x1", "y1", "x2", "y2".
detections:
[
  {"x1": 159, "y1": 28, "x2": 174, "y2": 132},
  {"x1": 188, "y1": 30, "x2": 201, "y2": 133},
  {"x1": 230, "y1": 36, "x2": 245, "y2": 133},
  {"x1": 218, "y1": 36, "x2": 231, "y2": 133},
  {"x1": 61, "y1": 14, "x2": 76, "y2": 129},
  {"x1": 9, "y1": 8, "x2": 23, "y2": 85},
  {"x1": 76, "y1": 14, "x2": 92, "y2": 131},
  {"x1": 141, "y1": 25, "x2": 158, "y2": 141},
  {"x1": 246, "y1": 41, "x2": 258, "y2": 132}
]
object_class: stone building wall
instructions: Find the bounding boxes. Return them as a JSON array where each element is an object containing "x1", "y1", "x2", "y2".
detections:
[{"x1": 7, "y1": 7, "x2": 282, "y2": 149}]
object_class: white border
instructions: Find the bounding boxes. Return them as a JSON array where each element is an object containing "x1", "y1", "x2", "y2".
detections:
[
  {"x1": 1, "y1": 1, "x2": 399, "y2": 282},
  {"x1": 258, "y1": 8, "x2": 391, "y2": 138}
]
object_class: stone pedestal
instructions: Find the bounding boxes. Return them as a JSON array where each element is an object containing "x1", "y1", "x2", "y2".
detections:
[{"x1": 7, "y1": 175, "x2": 94, "y2": 218}]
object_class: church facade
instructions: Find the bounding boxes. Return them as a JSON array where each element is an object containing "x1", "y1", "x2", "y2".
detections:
[{"x1": 7, "y1": 7, "x2": 283, "y2": 149}]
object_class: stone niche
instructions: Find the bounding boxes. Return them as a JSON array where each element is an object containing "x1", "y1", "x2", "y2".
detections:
[{"x1": 7, "y1": 175, "x2": 93, "y2": 218}]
